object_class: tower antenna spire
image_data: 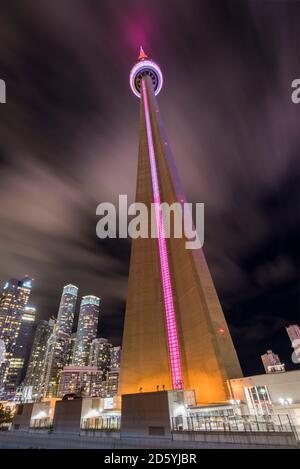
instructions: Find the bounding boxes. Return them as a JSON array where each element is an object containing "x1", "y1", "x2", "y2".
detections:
[{"x1": 138, "y1": 46, "x2": 148, "y2": 61}]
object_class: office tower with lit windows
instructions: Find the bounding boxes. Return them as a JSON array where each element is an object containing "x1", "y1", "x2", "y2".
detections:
[
  {"x1": 40, "y1": 284, "x2": 78, "y2": 398},
  {"x1": 68, "y1": 332, "x2": 77, "y2": 364},
  {"x1": 120, "y1": 49, "x2": 242, "y2": 404},
  {"x1": 58, "y1": 365, "x2": 103, "y2": 398},
  {"x1": 6, "y1": 305, "x2": 36, "y2": 392},
  {"x1": 286, "y1": 324, "x2": 300, "y2": 364},
  {"x1": 41, "y1": 327, "x2": 73, "y2": 398},
  {"x1": 73, "y1": 296, "x2": 100, "y2": 366},
  {"x1": 23, "y1": 318, "x2": 55, "y2": 400},
  {"x1": 261, "y1": 350, "x2": 285, "y2": 374},
  {"x1": 89, "y1": 337, "x2": 112, "y2": 380},
  {"x1": 111, "y1": 346, "x2": 121, "y2": 369},
  {"x1": 106, "y1": 368, "x2": 120, "y2": 397},
  {"x1": 56, "y1": 284, "x2": 78, "y2": 335},
  {"x1": 0, "y1": 277, "x2": 33, "y2": 399}
]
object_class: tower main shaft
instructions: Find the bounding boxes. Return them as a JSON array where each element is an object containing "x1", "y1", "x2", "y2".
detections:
[
  {"x1": 141, "y1": 78, "x2": 183, "y2": 390},
  {"x1": 120, "y1": 54, "x2": 242, "y2": 404}
]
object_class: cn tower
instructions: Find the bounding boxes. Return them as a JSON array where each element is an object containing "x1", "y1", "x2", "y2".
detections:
[{"x1": 119, "y1": 48, "x2": 242, "y2": 404}]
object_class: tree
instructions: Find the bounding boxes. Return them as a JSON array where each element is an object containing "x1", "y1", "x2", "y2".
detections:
[{"x1": 0, "y1": 403, "x2": 13, "y2": 426}]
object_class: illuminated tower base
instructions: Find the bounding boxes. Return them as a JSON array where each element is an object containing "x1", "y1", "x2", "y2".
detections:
[{"x1": 119, "y1": 50, "x2": 242, "y2": 405}]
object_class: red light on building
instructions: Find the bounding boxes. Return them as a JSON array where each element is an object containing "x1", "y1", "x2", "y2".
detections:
[{"x1": 218, "y1": 328, "x2": 225, "y2": 335}]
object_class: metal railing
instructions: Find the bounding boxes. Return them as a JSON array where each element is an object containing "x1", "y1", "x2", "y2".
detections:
[
  {"x1": 30, "y1": 418, "x2": 51, "y2": 429},
  {"x1": 81, "y1": 416, "x2": 120, "y2": 431},
  {"x1": 171, "y1": 413, "x2": 294, "y2": 434}
]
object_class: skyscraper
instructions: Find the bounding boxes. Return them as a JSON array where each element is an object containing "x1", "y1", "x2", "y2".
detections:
[
  {"x1": 89, "y1": 337, "x2": 112, "y2": 379},
  {"x1": 106, "y1": 368, "x2": 120, "y2": 397},
  {"x1": 57, "y1": 365, "x2": 103, "y2": 398},
  {"x1": 7, "y1": 305, "x2": 36, "y2": 391},
  {"x1": 286, "y1": 324, "x2": 300, "y2": 364},
  {"x1": 119, "y1": 49, "x2": 242, "y2": 404},
  {"x1": 0, "y1": 277, "x2": 33, "y2": 399},
  {"x1": 111, "y1": 346, "x2": 121, "y2": 369},
  {"x1": 68, "y1": 332, "x2": 77, "y2": 365},
  {"x1": 41, "y1": 327, "x2": 72, "y2": 398},
  {"x1": 261, "y1": 350, "x2": 285, "y2": 374},
  {"x1": 73, "y1": 296, "x2": 100, "y2": 366},
  {"x1": 40, "y1": 284, "x2": 78, "y2": 397},
  {"x1": 56, "y1": 284, "x2": 78, "y2": 335},
  {"x1": 24, "y1": 318, "x2": 55, "y2": 400}
]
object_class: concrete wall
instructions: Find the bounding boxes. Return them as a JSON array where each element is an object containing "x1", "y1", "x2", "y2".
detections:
[
  {"x1": 31, "y1": 402, "x2": 50, "y2": 420},
  {"x1": 173, "y1": 430, "x2": 297, "y2": 447},
  {"x1": 121, "y1": 391, "x2": 172, "y2": 438},
  {"x1": 13, "y1": 403, "x2": 34, "y2": 431},
  {"x1": 52, "y1": 398, "x2": 82, "y2": 434},
  {"x1": 0, "y1": 431, "x2": 298, "y2": 449},
  {"x1": 230, "y1": 370, "x2": 300, "y2": 403},
  {"x1": 81, "y1": 397, "x2": 101, "y2": 420}
]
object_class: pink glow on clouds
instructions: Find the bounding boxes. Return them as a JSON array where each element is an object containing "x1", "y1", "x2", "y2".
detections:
[
  {"x1": 126, "y1": 22, "x2": 147, "y2": 50},
  {"x1": 121, "y1": 10, "x2": 159, "y2": 53},
  {"x1": 142, "y1": 79, "x2": 183, "y2": 390}
]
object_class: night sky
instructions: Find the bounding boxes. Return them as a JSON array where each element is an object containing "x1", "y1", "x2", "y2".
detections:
[{"x1": 0, "y1": 1, "x2": 299, "y2": 376}]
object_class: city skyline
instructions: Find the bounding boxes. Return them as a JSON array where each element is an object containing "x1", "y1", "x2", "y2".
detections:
[
  {"x1": 0, "y1": 278, "x2": 121, "y2": 347},
  {"x1": 0, "y1": 1, "x2": 299, "y2": 451},
  {"x1": 0, "y1": 276, "x2": 121, "y2": 401},
  {"x1": 0, "y1": 0, "x2": 299, "y2": 378},
  {"x1": 0, "y1": 271, "x2": 297, "y2": 406},
  {"x1": 0, "y1": 271, "x2": 298, "y2": 380}
]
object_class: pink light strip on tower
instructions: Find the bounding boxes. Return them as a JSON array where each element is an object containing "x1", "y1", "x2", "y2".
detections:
[{"x1": 141, "y1": 79, "x2": 183, "y2": 390}]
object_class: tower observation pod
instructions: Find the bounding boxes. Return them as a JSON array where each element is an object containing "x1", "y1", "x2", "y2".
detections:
[
  {"x1": 120, "y1": 48, "x2": 242, "y2": 405},
  {"x1": 129, "y1": 47, "x2": 163, "y2": 98}
]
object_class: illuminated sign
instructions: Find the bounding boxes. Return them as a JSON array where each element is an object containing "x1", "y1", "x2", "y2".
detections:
[{"x1": 103, "y1": 397, "x2": 114, "y2": 410}]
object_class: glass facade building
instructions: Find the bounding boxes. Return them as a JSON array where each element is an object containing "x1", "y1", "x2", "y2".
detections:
[
  {"x1": 89, "y1": 338, "x2": 112, "y2": 378},
  {"x1": 73, "y1": 296, "x2": 100, "y2": 366},
  {"x1": 0, "y1": 277, "x2": 33, "y2": 399},
  {"x1": 56, "y1": 284, "x2": 78, "y2": 335},
  {"x1": 24, "y1": 318, "x2": 55, "y2": 400}
]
